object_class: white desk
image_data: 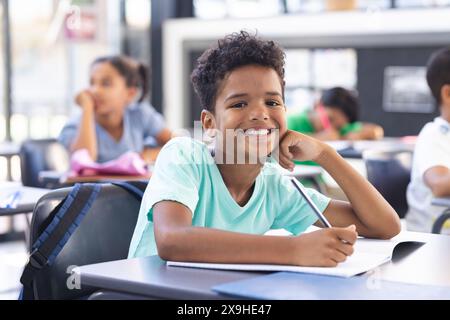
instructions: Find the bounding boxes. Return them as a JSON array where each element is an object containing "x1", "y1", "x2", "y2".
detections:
[
  {"x1": 0, "y1": 182, "x2": 50, "y2": 216},
  {"x1": 280, "y1": 164, "x2": 322, "y2": 178},
  {"x1": 78, "y1": 231, "x2": 450, "y2": 300},
  {"x1": 327, "y1": 137, "x2": 416, "y2": 159},
  {"x1": 0, "y1": 142, "x2": 20, "y2": 181},
  {"x1": 0, "y1": 142, "x2": 20, "y2": 157},
  {"x1": 280, "y1": 165, "x2": 324, "y2": 192},
  {"x1": 432, "y1": 197, "x2": 450, "y2": 208}
]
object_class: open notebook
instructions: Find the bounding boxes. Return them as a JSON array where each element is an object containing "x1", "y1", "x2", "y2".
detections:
[{"x1": 166, "y1": 237, "x2": 424, "y2": 278}]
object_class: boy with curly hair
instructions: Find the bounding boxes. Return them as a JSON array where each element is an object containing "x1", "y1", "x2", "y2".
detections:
[{"x1": 128, "y1": 31, "x2": 400, "y2": 267}]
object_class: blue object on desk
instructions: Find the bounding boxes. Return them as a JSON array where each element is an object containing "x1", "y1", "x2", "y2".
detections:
[
  {"x1": 0, "y1": 191, "x2": 22, "y2": 209},
  {"x1": 213, "y1": 272, "x2": 450, "y2": 300}
]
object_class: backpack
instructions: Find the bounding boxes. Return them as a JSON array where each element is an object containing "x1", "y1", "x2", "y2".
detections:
[{"x1": 19, "y1": 180, "x2": 147, "y2": 300}]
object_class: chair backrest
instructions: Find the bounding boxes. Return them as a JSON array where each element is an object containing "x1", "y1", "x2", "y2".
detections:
[
  {"x1": 28, "y1": 183, "x2": 141, "y2": 299},
  {"x1": 19, "y1": 138, "x2": 69, "y2": 188},
  {"x1": 363, "y1": 149, "x2": 413, "y2": 219},
  {"x1": 432, "y1": 210, "x2": 450, "y2": 234}
]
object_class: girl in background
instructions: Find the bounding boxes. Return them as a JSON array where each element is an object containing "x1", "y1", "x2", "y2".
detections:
[
  {"x1": 59, "y1": 55, "x2": 172, "y2": 164},
  {"x1": 288, "y1": 87, "x2": 384, "y2": 141}
]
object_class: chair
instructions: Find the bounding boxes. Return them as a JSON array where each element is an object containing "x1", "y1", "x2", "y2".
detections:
[
  {"x1": 432, "y1": 209, "x2": 450, "y2": 234},
  {"x1": 26, "y1": 183, "x2": 142, "y2": 299},
  {"x1": 363, "y1": 149, "x2": 413, "y2": 219},
  {"x1": 19, "y1": 138, "x2": 69, "y2": 188}
]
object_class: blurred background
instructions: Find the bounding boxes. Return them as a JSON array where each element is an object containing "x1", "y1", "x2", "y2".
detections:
[{"x1": 1, "y1": 0, "x2": 450, "y2": 300}]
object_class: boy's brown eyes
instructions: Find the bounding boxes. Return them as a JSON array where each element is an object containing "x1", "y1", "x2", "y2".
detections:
[
  {"x1": 230, "y1": 102, "x2": 246, "y2": 108},
  {"x1": 229, "y1": 101, "x2": 281, "y2": 109},
  {"x1": 266, "y1": 100, "x2": 281, "y2": 107}
]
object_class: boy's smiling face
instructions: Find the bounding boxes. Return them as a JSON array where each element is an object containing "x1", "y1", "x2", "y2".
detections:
[{"x1": 202, "y1": 64, "x2": 286, "y2": 164}]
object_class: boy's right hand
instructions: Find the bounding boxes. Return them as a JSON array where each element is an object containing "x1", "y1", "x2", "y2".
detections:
[
  {"x1": 75, "y1": 90, "x2": 95, "y2": 110},
  {"x1": 292, "y1": 225, "x2": 357, "y2": 267}
]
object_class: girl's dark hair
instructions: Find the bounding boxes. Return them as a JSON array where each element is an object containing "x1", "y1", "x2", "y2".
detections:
[
  {"x1": 92, "y1": 55, "x2": 150, "y2": 103},
  {"x1": 321, "y1": 87, "x2": 360, "y2": 123},
  {"x1": 191, "y1": 31, "x2": 286, "y2": 112},
  {"x1": 426, "y1": 47, "x2": 450, "y2": 106}
]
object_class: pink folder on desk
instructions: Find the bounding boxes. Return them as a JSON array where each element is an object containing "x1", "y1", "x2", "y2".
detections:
[{"x1": 70, "y1": 149, "x2": 148, "y2": 176}]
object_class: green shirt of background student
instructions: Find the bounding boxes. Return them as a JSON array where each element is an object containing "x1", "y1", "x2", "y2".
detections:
[
  {"x1": 287, "y1": 87, "x2": 384, "y2": 165},
  {"x1": 287, "y1": 87, "x2": 384, "y2": 141}
]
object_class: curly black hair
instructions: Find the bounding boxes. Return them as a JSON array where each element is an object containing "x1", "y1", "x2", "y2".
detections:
[
  {"x1": 191, "y1": 31, "x2": 286, "y2": 112},
  {"x1": 321, "y1": 87, "x2": 360, "y2": 123},
  {"x1": 426, "y1": 47, "x2": 450, "y2": 106}
]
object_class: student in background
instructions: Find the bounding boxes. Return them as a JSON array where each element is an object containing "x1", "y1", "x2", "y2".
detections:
[
  {"x1": 59, "y1": 55, "x2": 172, "y2": 164},
  {"x1": 406, "y1": 47, "x2": 450, "y2": 234},
  {"x1": 287, "y1": 87, "x2": 384, "y2": 141},
  {"x1": 128, "y1": 31, "x2": 400, "y2": 266}
]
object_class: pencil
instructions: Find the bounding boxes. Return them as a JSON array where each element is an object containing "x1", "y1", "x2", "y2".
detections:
[{"x1": 290, "y1": 178, "x2": 332, "y2": 228}]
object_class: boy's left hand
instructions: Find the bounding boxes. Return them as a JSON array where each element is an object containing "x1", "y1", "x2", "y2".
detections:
[{"x1": 276, "y1": 130, "x2": 329, "y2": 170}]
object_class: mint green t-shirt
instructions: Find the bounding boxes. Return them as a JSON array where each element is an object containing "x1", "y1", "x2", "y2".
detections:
[{"x1": 128, "y1": 137, "x2": 331, "y2": 259}]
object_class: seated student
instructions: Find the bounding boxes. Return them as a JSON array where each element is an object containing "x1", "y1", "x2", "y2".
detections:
[
  {"x1": 59, "y1": 55, "x2": 172, "y2": 164},
  {"x1": 128, "y1": 31, "x2": 400, "y2": 266},
  {"x1": 406, "y1": 47, "x2": 450, "y2": 234},
  {"x1": 287, "y1": 87, "x2": 384, "y2": 141}
]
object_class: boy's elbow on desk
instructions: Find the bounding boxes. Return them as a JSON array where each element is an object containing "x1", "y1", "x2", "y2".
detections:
[
  {"x1": 154, "y1": 226, "x2": 194, "y2": 261},
  {"x1": 155, "y1": 231, "x2": 180, "y2": 261},
  {"x1": 156, "y1": 245, "x2": 175, "y2": 262},
  {"x1": 377, "y1": 224, "x2": 401, "y2": 240},
  {"x1": 356, "y1": 207, "x2": 401, "y2": 240},
  {"x1": 374, "y1": 214, "x2": 402, "y2": 240}
]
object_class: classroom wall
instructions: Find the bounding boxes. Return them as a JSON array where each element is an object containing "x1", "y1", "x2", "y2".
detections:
[
  {"x1": 188, "y1": 47, "x2": 443, "y2": 136},
  {"x1": 357, "y1": 47, "x2": 441, "y2": 137}
]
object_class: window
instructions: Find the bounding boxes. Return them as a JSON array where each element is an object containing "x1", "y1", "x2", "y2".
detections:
[
  {"x1": 0, "y1": 2, "x2": 5, "y2": 142},
  {"x1": 9, "y1": 0, "x2": 121, "y2": 142},
  {"x1": 122, "y1": 0, "x2": 151, "y2": 62},
  {"x1": 194, "y1": 0, "x2": 283, "y2": 18},
  {"x1": 284, "y1": 48, "x2": 357, "y2": 114},
  {"x1": 125, "y1": 0, "x2": 151, "y2": 28},
  {"x1": 396, "y1": 0, "x2": 450, "y2": 8}
]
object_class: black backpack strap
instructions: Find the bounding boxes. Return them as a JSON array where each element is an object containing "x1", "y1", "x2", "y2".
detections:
[
  {"x1": 20, "y1": 183, "x2": 101, "y2": 299},
  {"x1": 111, "y1": 180, "x2": 147, "y2": 200}
]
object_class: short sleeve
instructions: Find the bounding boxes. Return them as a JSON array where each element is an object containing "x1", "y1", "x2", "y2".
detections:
[
  {"x1": 142, "y1": 139, "x2": 201, "y2": 222},
  {"x1": 271, "y1": 176, "x2": 331, "y2": 235},
  {"x1": 415, "y1": 125, "x2": 450, "y2": 177},
  {"x1": 58, "y1": 117, "x2": 80, "y2": 150},
  {"x1": 140, "y1": 104, "x2": 166, "y2": 146}
]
